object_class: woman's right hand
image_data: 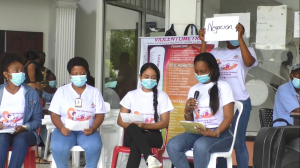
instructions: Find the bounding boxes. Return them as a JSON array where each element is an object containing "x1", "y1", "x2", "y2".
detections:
[
  {"x1": 186, "y1": 98, "x2": 198, "y2": 110},
  {"x1": 60, "y1": 126, "x2": 70, "y2": 136},
  {"x1": 199, "y1": 29, "x2": 206, "y2": 42},
  {"x1": 0, "y1": 122, "x2": 3, "y2": 130}
]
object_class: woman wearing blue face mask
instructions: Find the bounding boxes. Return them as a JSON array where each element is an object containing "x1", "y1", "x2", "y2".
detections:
[
  {"x1": 199, "y1": 23, "x2": 257, "y2": 168},
  {"x1": 117, "y1": 63, "x2": 174, "y2": 168},
  {"x1": 42, "y1": 72, "x2": 57, "y2": 103},
  {"x1": 167, "y1": 53, "x2": 235, "y2": 168},
  {"x1": 49, "y1": 57, "x2": 106, "y2": 168},
  {"x1": 0, "y1": 52, "x2": 42, "y2": 168}
]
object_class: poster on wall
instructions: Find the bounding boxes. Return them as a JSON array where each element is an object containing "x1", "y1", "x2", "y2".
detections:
[
  {"x1": 139, "y1": 36, "x2": 218, "y2": 141},
  {"x1": 294, "y1": 11, "x2": 300, "y2": 38}
]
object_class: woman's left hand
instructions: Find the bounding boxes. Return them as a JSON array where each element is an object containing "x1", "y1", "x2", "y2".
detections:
[
  {"x1": 131, "y1": 122, "x2": 146, "y2": 129},
  {"x1": 83, "y1": 127, "x2": 96, "y2": 136},
  {"x1": 196, "y1": 127, "x2": 218, "y2": 137},
  {"x1": 14, "y1": 126, "x2": 27, "y2": 134},
  {"x1": 236, "y1": 23, "x2": 244, "y2": 40}
]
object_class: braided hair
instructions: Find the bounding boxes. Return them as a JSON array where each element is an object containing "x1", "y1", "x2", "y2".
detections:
[
  {"x1": 140, "y1": 63, "x2": 160, "y2": 122},
  {"x1": 194, "y1": 52, "x2": 220, "y2": 115}
]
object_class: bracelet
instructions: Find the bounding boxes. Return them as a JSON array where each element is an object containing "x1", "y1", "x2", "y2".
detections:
[
  {"x1": 215, "y1": 129, "x2": 220, "y2": 137},
  {"x1": 184, "y1": 113, "x2": 191, "y2": 117}
]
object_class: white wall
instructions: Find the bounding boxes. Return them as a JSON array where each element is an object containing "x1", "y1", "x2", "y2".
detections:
[
  {"x1": 0, "y1": 0, "x2": 56, "y2": 71},
  {"x1": 75, "y1": 0, "x2": 97, "y2": 77}
]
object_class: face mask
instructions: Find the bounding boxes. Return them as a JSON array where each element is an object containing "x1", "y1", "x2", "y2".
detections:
[
  {"x1": 49, "y1": 80, "x2": 57, "y2": 88},
  {"x1": 292, "y1": 77, "x2": 300, "y2": 89},
  {"x1": 141, "y1": 79, "x2": 157, "y2": 89},
  {"x1": 71, "y1": 75, "x2": 87, "y2": 87},
  {"x1": 8, "y1": 72, "x2": 26, "y2": 86},
  {"x1": 229, "y1": 40, "x2": 240, "y2": 47},
  {"x1": 195, "y1": 73, "x2": 210, "y2": 84}
]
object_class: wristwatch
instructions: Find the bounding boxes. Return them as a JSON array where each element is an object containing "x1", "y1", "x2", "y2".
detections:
[{"x1": 21, "y1": 125, "x2": 28, "y2": 130}]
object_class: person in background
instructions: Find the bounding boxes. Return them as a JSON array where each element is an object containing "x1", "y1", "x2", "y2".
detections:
[
  {"x1": 199, "y1": 23, "x2": 257, "y2": 168},
  {"x1": 38, "y1": 52, "x2": 51, "y2": 88},
  {"x1": 0, "y1": 52, "x2": 42, "y2": 168},
  {"x1": 273, "y1": 64, "x2": 300, "y2": 126},
  {"x1": 23, "y1": 50, "x2": 43, "y2": 98},
  {"x1": 117, "y1": 63, "x2": 174, "y2": 168},
  {"x1": 42, "y1": 72, "x2": 57, "y2": 103},
  {"x1": 49, "y1": 57, "x2": 106, "y2": 168},
  {"x1": 167, "y1": 53, "x2": 234, "y2": 168}
]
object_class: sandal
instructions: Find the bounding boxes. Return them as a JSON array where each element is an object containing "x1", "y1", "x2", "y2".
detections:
[{"x1": 35, "y1": 157, "x2": 51, "y2": 164}]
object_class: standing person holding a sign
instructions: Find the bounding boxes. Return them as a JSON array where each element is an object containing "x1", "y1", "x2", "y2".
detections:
[
  {"x1": 117, "y1": 63, "x2": 174, "y2": 168},
  {"x1": 167, "y1": 52, "x2": 235, "y2": 168},
  {"x1": 49, "y1": 57, "x2": 106, "y2": 168},
  {"x1": 199, "y1": 23, "x2": 257, "y2": 168}
]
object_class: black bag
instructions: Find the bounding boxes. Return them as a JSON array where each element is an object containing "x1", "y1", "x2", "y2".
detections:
[
  {"x1": 165, "y1": 24, "x2": 176, "y2": 36},
  {"x1": 253, "y1": 126, "x2": 300, "y2": 168},
  {"x1": 184, "y1": 24, "x2": 199, "y2": 36}
]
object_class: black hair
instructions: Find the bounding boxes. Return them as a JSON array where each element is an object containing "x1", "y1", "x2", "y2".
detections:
[
  {"x1": 67, "y1": 57, "x2": 89, "y2": 74},
  {"x1": 38, "y1": 52, "x2": 46, "y2": 57},
  {"x1": 0, "y1": 52, "x2": 26, "y2": 74},
  {"x1": 140, "y1": 63, "x2": 160, "y2": 122},
  {"x1": 194, "y1": 52, "x2": 220, "y2": 115},
  {"x1": 46, "y1": 71, "x2": 55, "y2": 80},
  {"x1": 24, "y1": 50, "x2": 39, "y2": 61}
]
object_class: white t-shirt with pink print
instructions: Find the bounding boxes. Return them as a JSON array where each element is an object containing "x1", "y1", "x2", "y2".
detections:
[{"x1": 120, "y1": 87, "x2": 174, "y2": 123}]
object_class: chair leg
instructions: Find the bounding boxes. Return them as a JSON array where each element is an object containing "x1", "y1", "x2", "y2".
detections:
[
  {"x1": 31, "y1": 149, "x2": 36, "y2": 168},
  {"x1": 226, "y1": 157, "x2": 233, "y2": 168},
  {"x1": 207, "y1": 155, "x2": 217, "y2": 168},
  {"x1": 72, "y1": 151, "x2": 80, "y2": 167},
  {"x1": 111, "y1": 147, "x2": 120, "y2": 168},
  {"x1": 43, "y1": 130, "x2": 51, "y2": 160},
  {"x1": 24, "y1": 148, "x2": 31, "y2": 168}
]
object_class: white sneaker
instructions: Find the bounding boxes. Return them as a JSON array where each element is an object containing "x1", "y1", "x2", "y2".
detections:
[{"x1": 146, "y1": 155, "x2": 162, "y2": 168}]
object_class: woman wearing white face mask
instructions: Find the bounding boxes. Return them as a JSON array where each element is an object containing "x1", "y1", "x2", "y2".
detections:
[
  {"x1": 167, "y1": 53, "x2": 234, "y2": 168},
  {"x1": 0, "y1": 52, "x2": 42, "y2": 168},
  {"x1": 49, "y1": 57, "x2": 106, "y2": 168},
  {"x1": 117, "y1": 63, "x2": 174, "y2": 168}
]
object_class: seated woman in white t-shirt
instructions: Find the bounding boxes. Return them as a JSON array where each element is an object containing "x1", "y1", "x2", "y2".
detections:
[
  {"x1": 117, "y1": 63, "x2": 174, "y2": 168},
  {"x1": 166, "y1": 52, "x2": 235, "y2": 168},
  {"x1": 49, "y1": 57, "x2": 106, "y2": 168}
]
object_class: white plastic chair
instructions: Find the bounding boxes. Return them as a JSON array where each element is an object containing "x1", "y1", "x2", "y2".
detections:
[
  {"x1": 185, "y1": 100, "x2": 243, "y2": 168},
  {"x1": 49, "y1": 102, "x2": 111, "y2": 168}
]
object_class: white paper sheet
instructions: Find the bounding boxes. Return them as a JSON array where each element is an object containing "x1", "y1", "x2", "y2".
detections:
[
  {"x1": 294, "y1": 11, "x2": 300, "y2": 38},
  {"x1": 65, "y1": 119, "x2": 89, "y2": 131},
  {"x1": 214, "y1": 13, "x2": 250, "y2": 38},
  {"x1": 120, "y1": 113, "x2": 145, "y2": 123},
  {"x1": 204, "y1": 16, "x2": 239, "y2": 42},
  {"x1": 255, "y1": 5, "x2": 287, "y2": 50},
  {"x1": 0, "y1": 127, "x2": 15, "y2": 134}
]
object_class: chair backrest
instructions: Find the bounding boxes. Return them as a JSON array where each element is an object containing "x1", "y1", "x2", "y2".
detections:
[
  {"x1": 259, "y1": 108, "x2": 273, "y2": 128},
  {"x1": 227, "y1": 100, "x2": 243, "y2": 154}
]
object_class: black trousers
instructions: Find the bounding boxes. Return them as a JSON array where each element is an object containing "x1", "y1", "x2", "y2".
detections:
[{"x1": 124, "y1": 124, "x2": 163, "y2": 168}]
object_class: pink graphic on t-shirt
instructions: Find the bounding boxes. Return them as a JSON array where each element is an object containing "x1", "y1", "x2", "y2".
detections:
[{"x1": 67, "y1": 108, "x2": 91, "y2": 121}]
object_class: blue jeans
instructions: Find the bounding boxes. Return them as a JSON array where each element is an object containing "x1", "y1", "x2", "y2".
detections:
[
  {"x1": 167, "y1": 129, "x2": 233, "y2": 168},
  {"x1": 51, "y1": 129, "x2": 102, "y2": 168},
  {"x1": 217, "y1": 98, "x2": 252, "y2": 168},
  {"x1": 0, "y1": 131, "x2": 37, "y2": 168}
]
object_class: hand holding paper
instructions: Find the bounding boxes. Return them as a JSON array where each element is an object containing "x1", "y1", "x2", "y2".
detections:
[
  {"x1": 204, "y1": 16, "x2": 239, "y2": 42},
  {"x1": 65, "y1": 119, "x2": 89, "y2": 131},
  {"x1": 120, "y1": 113, "x2": 145, "y2": 123}
]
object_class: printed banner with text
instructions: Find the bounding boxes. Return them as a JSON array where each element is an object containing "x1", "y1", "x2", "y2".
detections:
[{"x1": 139, "y1": 36, "x2": 218, "y2": 141}]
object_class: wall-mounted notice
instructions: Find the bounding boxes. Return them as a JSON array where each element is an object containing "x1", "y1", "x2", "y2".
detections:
[
  {"x1": 214, "y1": 13, "x2": 251, "y2": 38},
  {"x1": 256, "y1": 5, "x2": 287, "y2": 50},
  {"x1": 204, "y1": 16, "x2": 239, "y2": 42},
  {"x1": 294, "y1": 11, "x2": 300, "y2": 38},
  {"x1": 139, "y1": 36, "x2": 218, "y2": 142}
]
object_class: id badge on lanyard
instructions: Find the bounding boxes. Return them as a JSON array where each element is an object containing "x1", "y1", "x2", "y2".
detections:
[{"x1": 75, "y1": 96, "x2": 82, "y2": 108}]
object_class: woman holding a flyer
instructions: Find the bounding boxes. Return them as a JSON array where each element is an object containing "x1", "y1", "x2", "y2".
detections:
[
  {"x1": 117, "y1": 63, "x2": 174, "y2": 168},
  {"x1": 199, "y1": 24, "x2": 257, "y2": 168},
  {"x1": 0, "y1": 52, "x2": 42, "y2": 168},
  {"x1": 167, "y1": 52, "x2": 235, "y2": 168},
  {"x1": 49, "y1": 57, "x2": 106, "y2": 168}
]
